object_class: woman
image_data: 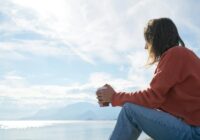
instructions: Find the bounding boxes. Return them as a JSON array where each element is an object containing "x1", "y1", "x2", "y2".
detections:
[{"x1": 96, "y1": 18, "x2": 200, "y2": 140}]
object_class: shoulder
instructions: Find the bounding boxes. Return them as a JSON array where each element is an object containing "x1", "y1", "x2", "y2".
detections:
[
  {"x1": 157, "y1": 46, "x2": 191, "y2": 68},
  {"x1": 161, "y1": 46, "x2": 191, "y2": 60}
]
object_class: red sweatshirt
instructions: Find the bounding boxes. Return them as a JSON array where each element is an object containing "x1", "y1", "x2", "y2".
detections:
[{"x1": 111, "y1": 46, "x2": 200, "y2": 126}]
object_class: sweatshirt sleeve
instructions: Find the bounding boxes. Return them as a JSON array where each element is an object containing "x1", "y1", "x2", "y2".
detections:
[{"x1": 111, "y1": 47, "x2": 186, "y2": 108}]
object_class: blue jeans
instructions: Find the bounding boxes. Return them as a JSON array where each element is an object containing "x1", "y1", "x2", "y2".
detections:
[{"x1": 109, "y1": 103, "x2": 200, "y2": 140}]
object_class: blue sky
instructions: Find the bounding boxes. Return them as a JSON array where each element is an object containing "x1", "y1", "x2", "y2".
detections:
[{"x1": 0, "y1": 0, "x2": 200, "y2": 119}]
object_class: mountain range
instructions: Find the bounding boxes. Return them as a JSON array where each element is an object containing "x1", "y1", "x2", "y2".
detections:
[{"x1": 23, "y1": 102, "x2": 121, "y2": 120}]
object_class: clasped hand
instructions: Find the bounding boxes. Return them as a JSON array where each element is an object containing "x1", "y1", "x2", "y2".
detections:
[{"x1": 96, "y1": 84, "x2": 116, "y2": 107}]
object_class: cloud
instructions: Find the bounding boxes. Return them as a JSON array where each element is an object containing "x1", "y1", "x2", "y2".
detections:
[
  {"x1": 0, "y1": 71, "x2": 145, "y2": 109},
  {"x1": 0, "y1": 40, "x2": 73, "y2": 60},
  {"x1": 1, "y1": 0, "x2": 199, "y2": 65},
  {"x1": 0, "y1": 0, "x2": 198, "y2": 92},
  {"x1": 0, "y1": 0, "x2": 199, "y2": 84},
  {"x1": 0, "y1": 73, "x2": 93, "y2": 106},
  {"x1": 0, "y1": 0, "x2": 200, "y2": 119},
  {"x1": 0, "y1": 0, "x2": 90, "y2": 64}
]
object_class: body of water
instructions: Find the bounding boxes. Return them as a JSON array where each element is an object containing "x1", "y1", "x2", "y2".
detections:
[{"x1": 0, "y1": 121, "x2": 149, "y2": 140}]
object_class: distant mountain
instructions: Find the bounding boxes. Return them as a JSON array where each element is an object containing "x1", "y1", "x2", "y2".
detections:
[{"x1": 23, "y1": 102, "x2": 121, "y2": 120}]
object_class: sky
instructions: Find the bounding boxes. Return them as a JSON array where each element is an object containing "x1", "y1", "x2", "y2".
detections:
[{"x1": 0, "y1": 0, "x2": 200, "y2": 119}]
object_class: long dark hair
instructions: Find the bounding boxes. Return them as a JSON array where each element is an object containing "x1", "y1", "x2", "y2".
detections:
[{"x1": 144, "y1": 18, "x2": 185, "y2": 65}]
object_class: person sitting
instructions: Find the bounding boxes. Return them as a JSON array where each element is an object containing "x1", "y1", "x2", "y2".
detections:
[{"x1": 96, "y1": 18, "x2": 200, "y2": 140}]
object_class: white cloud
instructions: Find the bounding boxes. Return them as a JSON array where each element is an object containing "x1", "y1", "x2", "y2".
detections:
[
  {"x1": 0, "y1": 40, "x2": 73, "y2": 59},
  {"x1": 0, "y1": 71, "x2": 146, "y2": 108},
  {"x1": 1, "y1": 0, "x2": 199, "y2": 64},
  {"x1": 0, "y1": 0, "x2": 200, "y2": 118},
  {"x1": 88, "y1": 72, "x2": 146, "y2": 91},
  {"x1": 0, "y1": 72, "x2": 87, "y2": 106},
  {"x1": 0, "y1": 0, "x2": 199, "y2": 90}
]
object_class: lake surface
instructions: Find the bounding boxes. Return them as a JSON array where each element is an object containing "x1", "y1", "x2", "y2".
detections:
[{"x1": 0, "y1": 121, "x2": 150, "y2": 140}]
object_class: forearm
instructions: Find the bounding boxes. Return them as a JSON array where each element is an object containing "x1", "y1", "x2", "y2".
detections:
[{"x1": 111, "y1": 88, "x2": 165, "y2": 108}]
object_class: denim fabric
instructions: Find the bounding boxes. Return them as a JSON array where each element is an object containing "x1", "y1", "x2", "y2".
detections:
[{"x1": 109, "y1": 103, "x2": 200, "y2": 140}]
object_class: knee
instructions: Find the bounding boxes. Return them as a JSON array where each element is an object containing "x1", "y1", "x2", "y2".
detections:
[
  {"x1": 123, "y1": 102, "x2": 133, "y2": 108},
  {"x1": 123, "y1": 102, "x2": 144, "y2": 115},
  {"x1": 123, "y1": 102, "x2": 136, "y2": 113},
  {"x1": 122, "y1": 103, "x2": 139, "y2": 121},
  {"x1": 123, "y1": 102, "x2": 137, "y2": 109}
]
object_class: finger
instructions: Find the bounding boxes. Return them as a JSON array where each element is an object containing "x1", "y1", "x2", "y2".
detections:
[
  {"x1": 96, "y1": 89, "x2": 107, "y2": 96},
  {"x1": 97, "y1": 96, "x2": 103, "y2": 101},
  {"x1": 98, "y1": 101, "x2": 105, "y2": 105},
  {"x1": 101, "y1": 92, "x2": 107, "y2": 97},
  {"x1": 98, "y1": 86, "x2": 107, "y2": 90},
  {"x1": 97, "y1": 94, "x2": 104, "y2": 99},
  {"x1": 97, "y1": 94, "x2": 102, "y2": 98},
  {"x1": 96, "y1": 90, "x2": 102, "y2": 95},
  {"x1": 98, "y1": 100, "x2": 103, "y2": 104}
]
